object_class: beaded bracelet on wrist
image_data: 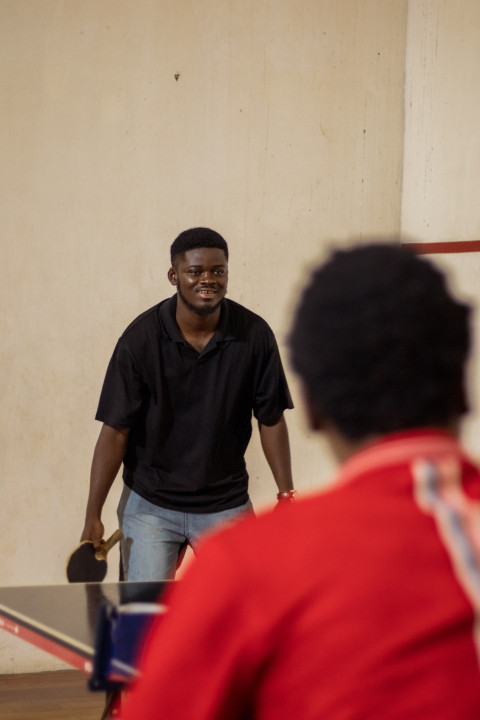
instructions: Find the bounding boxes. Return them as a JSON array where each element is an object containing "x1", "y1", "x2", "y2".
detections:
[{"x1": 276, "y1": 490, "x2": 296, "y2": 500}]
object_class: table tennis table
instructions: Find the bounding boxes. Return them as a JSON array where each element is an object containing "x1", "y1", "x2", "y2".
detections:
[{"x1": 0, "y1": 581, "x2": 170, "y2": 713}]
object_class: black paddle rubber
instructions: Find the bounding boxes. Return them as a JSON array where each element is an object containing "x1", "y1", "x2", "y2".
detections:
[{"x1": 66, "y1": 542, "x2": 107, "y2": 583}]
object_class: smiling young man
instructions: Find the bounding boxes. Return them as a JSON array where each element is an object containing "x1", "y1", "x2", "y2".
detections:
[{"x1": 80, "y1": 227, "x2": 294, "y2": 580}]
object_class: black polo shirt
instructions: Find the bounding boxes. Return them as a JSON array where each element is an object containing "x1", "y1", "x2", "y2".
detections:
[{"x1": 96, "y1": 296, "x2": 293, "y2": 512}]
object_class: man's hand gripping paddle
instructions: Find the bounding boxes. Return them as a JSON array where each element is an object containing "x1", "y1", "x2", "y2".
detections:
[{"x1": 66, "y1": 529, "x2": 123, "y2": 583}]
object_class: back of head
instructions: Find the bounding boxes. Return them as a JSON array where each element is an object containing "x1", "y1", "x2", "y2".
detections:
[
  {"x1": 289, "y1": 242, "x2": 471, "y2": 440},
  {"x1": 170, "y1": 227, "x2": 229, "y2": 265}
]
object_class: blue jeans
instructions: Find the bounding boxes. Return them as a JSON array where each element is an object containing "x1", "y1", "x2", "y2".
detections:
[{"x1": 117, "y1": 486, "x2": 253, "y2": 581}]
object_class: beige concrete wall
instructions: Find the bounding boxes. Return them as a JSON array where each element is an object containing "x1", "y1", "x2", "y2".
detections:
[
  {"x1": 401, "y1": 0, "x2": 480, "y2": 453},
  {"x1": 402, "y1": 0, "x2": 480, "y2": 242},
  {"x1": 0, "y1": 0, "x2": 407, "y2": 672}
]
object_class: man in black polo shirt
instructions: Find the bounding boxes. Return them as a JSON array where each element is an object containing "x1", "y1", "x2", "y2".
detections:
[{"x1": 80, "y1": 227, "x2": 294, "y2": 580}]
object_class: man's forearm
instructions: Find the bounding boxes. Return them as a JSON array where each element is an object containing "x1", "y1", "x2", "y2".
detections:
[
  {"x1": 82, "y1": 423, "x2": 130, "y2": 541},
  {"x1": 258, "y1": 415, "x2": 294, "y2": 492}
]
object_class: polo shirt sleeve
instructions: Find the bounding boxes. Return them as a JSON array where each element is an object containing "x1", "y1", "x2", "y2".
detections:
[
  {"x1": 253, "y1": 329, "x2": 293, "y2": 426},
  {"x1": 95, "y1": 339, "x2": 145, "y2": 428}
]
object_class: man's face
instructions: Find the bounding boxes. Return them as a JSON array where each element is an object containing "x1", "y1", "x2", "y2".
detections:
[{"x1": 168, "y1": 247, "x2": 228, "y2": 316}]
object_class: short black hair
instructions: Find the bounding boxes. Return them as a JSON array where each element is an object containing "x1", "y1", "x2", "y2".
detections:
[
  {"x1": 170, "y1": 227, "x2": 229, "y2": 266},
  {"x1": 289, "y1": 242, "x2": 471, "y2": 440}
]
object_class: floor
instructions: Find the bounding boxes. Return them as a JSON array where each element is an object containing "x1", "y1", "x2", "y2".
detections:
[{"x1": 0, "y1": 670, "x2": 109, "y2": 720}]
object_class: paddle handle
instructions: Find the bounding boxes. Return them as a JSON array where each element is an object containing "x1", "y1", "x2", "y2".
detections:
[{"x1": 95, "y1": 529, "x2": 123, "y2": 561}]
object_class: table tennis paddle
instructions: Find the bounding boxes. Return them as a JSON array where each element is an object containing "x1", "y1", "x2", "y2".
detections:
[{"x1": 66, "y1": 529, "x2": 123, "y2": 583}]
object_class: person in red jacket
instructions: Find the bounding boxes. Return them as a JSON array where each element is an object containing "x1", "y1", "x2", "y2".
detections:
[{"x1": 120, "y1": 242, "x2": 480, "y2": 720}]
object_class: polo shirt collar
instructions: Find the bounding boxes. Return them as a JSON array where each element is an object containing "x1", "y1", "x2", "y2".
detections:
[
  {"x1": 332, "y1": 429, "x2": 465, "y2": 490},
  {"x1": 159, "y1": 295, "x2": 236, "y2": 346}
]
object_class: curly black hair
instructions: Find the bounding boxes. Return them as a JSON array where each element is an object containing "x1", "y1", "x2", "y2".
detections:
[
  {"x1": 289, "y1": 243, "x2": 471, "y2": 440},
  {"x1": 170, "y1": 227, "x2": 229, "y2": 265}
]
